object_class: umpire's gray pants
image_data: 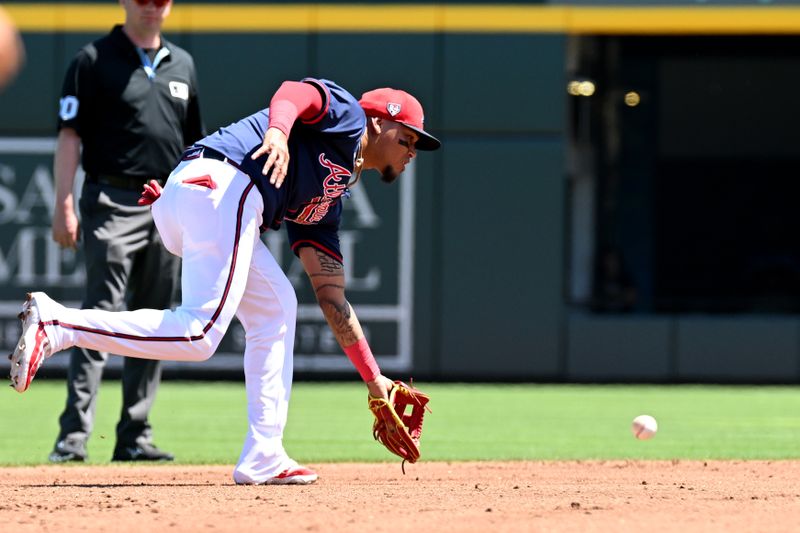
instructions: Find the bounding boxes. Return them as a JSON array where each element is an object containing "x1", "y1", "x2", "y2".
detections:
[{"x1": 55, "y1": 181, "x2": 180, "y2": 448}]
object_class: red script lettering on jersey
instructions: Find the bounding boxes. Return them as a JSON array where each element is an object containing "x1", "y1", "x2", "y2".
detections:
[{"x1": 291, "y1": 153, "x2": 351, "y2": 224}]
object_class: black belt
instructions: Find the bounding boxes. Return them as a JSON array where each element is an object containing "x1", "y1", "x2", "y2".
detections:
[
  {"x1": 85, "y1": 174, "x2": 159, "y2": 191},
  {"x1": 182, "y1": 145, "x2": 244, "y2": 172}
]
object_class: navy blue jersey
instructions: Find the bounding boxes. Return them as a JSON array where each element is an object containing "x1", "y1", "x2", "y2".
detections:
[{"x1": 198, "y1": 78, "x2": 365, "y2": 262}]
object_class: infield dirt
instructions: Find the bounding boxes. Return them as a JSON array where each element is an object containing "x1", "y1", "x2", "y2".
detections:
[{"x1": 2, "y1": 461, "x2": 798, "y2": 532}]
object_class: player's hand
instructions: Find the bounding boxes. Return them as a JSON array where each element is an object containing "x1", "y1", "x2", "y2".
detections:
[
  {"x1": 52, "y1": 203, "x2": 80, "y2": 249},
  {"x1": 251, "y1": 127, "x2": 290, "y2": 189},
  {"x1": 366, "y1": 374, "x2": 395, "y2": 401}
]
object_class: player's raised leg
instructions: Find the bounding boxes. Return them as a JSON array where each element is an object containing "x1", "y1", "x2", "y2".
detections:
[{"x1": 9, "y1": 160, "x2": 263, "y2": 392}]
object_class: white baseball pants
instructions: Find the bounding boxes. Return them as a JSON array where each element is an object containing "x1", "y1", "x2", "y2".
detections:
[{"x1": 41, "y1": 158, "x2": 299, "y2": 483}]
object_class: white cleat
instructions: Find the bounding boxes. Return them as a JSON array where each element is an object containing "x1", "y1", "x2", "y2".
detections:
[
  {"x1": 235, "y1": 465, "x2": 319, "y2": 486},
  {"x1": 9, "y1": 292, "x2": 52, "y2": 393},
  {"x1": 261, "y1": 466, "x2": 318, "y2": 485}
]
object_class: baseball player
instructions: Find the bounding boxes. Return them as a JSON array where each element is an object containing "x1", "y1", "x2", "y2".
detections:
[{"x1": 10, "y1": 77, "x2": 440, "y2": 484}]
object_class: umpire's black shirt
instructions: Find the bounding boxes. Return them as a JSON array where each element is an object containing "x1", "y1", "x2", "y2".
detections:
[{"x1": 57, "y1": 25, "x2": 204, "y2": 180}]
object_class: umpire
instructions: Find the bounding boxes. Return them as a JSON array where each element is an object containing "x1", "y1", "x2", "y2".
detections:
[{"x1": 50, "y1": 0, "x2": 204, "y2": 462}]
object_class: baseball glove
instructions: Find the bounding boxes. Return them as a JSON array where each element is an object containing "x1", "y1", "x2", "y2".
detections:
[
  {"x1": 137, "y1": 179, "x2": 163, "y2": 206},
  {"x1": 368, "y1": 381, "x2": 431, "y2": 467}
]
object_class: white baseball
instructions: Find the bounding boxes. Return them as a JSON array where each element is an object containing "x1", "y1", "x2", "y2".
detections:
[{"x1": 631, "y1": 415, "x2": 658, "y2": 440}]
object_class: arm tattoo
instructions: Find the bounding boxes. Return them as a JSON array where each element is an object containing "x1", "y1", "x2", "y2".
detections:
[
  {"x1": 315, "y1": 249, "x2": 343, "y2": 274},
  {"x1": 308, "y1": 249, "x2": 357, "y2": 343},
  {"x1": 307, "y1": 252, "x2": 345, "y2": 291},
  {"x1": 319, "y1": 297, "x2": 358, "y2": 345},
  {"x1": 314, "y1": 283, "x2": 345, "y2": 293},
  {"x1": 308, "y1": 273, "x2": 340, "y2": 280}
]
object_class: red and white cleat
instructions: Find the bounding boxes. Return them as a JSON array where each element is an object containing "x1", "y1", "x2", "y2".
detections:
[
  {"x1": 262, "y1": 466, "x2": 318, "y2": 485},
  {"x1": 9, "y1": 292, "x2": 52, "y2": 393}
]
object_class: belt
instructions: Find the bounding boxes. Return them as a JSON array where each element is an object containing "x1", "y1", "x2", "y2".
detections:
[
  {"x1": 183, "y1": 145, "x2": 244, "y2": 172},
  {"x1": 86, "y1": 174, "x2": 159, "y2": 191}
]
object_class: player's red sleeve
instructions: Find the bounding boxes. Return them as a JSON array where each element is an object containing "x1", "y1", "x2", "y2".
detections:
[{"x1": 268, "y1": 81, "x2": 325, "y2": 136}]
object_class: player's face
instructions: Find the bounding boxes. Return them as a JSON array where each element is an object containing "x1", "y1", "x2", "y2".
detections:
[
  {"x1": 123, "y1": 0, "x2": 172, "y2": 32},
  {"x1": 377, "y1": 122, "x2": 418, "y2": 184}
]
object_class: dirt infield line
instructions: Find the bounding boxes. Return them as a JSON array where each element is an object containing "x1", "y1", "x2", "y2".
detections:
[{"x1": 1, "y1": 461, "x2": 798, "y2": 532}]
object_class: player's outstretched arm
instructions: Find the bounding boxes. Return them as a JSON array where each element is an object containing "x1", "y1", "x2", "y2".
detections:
[{"x1": 298, "y1": 246, "x2": 393, "y2": 399}]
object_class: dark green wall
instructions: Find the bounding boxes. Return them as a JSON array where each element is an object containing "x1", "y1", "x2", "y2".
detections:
[{"x1": 566, "y1": 314, "x2": 800, "y2": 383}]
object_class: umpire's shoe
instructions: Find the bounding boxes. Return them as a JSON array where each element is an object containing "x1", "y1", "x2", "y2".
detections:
[
  {"x1": 49, "y1": 437, "x2": 88, "y2": 463},
  {"x1": 112, "y1": 441, "x2": 174, "y2": 462}
]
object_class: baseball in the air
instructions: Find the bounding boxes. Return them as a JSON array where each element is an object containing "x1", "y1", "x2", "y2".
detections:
[{"x1": 631, "y1": 415, "x2": 658, "y2": 440}]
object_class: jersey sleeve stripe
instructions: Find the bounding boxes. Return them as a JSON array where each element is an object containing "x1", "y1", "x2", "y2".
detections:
[
  {"x1": 291, "y1": 239, "x2": 343, "y2": 263},
  {"x1": 299, "y1": 78, "x2": 331, "y2": 125}
]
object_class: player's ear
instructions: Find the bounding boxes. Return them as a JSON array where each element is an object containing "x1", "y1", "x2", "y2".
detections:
[{"x1": 368, "y1": 116, "x2": 383, "y2": 134}]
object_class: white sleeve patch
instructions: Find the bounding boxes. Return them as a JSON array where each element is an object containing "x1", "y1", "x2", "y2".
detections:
[
  {"x1": 59, "y1": 96, "x2": 79, "y2": 121},
  {"x1": 169, "y1": 81, "x2": 189, "y2": 101}
]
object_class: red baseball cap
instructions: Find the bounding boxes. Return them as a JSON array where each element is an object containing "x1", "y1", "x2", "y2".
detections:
[{"x1": 358, "y1": 88, "x2": 441, "y2": 151}]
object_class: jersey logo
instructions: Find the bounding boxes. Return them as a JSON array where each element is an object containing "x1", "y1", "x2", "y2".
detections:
[
  {"x1": 387, "y1": 102, "x2": 401, "y2": 116},
  {"x1": 289, "y1": 153, "x2": 351, "y2": 225},
  {"x1": 169, "y1": 81, "x2": 189, "y2": 101},
  {"x1": 59, "y1": 96, "x2": 79, "y2": 121}
]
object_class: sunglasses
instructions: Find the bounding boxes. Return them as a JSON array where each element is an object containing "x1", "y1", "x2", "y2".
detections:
[{"x1": 133, "y1": 0, "x2": 170, "y2": 7}]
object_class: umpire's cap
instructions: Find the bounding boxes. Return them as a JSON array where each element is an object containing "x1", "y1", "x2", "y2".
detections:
[{"x1": 359, "y1": 88, "x2": 441, "y2": 151}]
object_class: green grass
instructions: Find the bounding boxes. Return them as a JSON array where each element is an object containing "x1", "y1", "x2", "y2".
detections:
[{"x1": 3, "y1": 380, "x2": 800, "y2": 465}]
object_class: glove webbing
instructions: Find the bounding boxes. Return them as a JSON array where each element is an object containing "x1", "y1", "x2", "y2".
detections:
[{"x1": 369, "y1": 382, "x2": 431, "y2": 473}]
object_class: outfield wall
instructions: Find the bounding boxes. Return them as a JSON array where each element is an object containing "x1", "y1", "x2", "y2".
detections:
[{"x1": 2, "y1": 1, "x2": 800, "y2": 382}]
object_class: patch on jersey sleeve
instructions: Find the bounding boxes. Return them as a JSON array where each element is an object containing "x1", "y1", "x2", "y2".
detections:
[
  {"x1": 169, "y1": 81, "x2": 189, "y2": 101},
  {"x1": 59, "y1": 96, "x2": 79, "y2": 121}
]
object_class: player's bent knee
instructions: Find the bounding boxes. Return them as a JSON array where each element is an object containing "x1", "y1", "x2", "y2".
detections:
[
  {"x1": 182, "y1": 335, "x2": 219, "y2": 361},
  {"x1": 173, "y1": 308, "x2": 228, "y2": 361},
  {"x1": 195, "y1": 344, "x2": 217, "y2": 361}
]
